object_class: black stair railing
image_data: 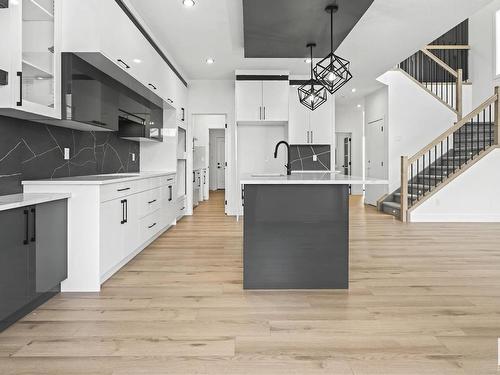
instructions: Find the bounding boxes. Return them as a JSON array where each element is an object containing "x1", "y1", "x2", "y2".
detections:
[{"x1": 400, "y1": 88, "x2": 500, "y2": 222}]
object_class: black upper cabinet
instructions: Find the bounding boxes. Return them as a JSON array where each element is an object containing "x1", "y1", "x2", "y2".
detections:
[
  {"x1": 62, "y1": 53, "x2": 119, "y2": 131},
  {"x1": 62, "y1": 53, "x2": 163, "y2": 140}
]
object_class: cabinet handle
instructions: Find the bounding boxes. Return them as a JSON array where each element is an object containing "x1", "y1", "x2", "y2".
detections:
[
  {"x1": 167, "y1": 178, "x2": 174, "y2": 182},
  {"x1": 259, "y1": 106, "x2": 262, "y2": 120},
  {"x1": 23, "y1": 209, "x2": 29, "y2": 245},
  {"x1": 117, "y1": 187, "x2": 130, "y2": 192},
  {"x1": 181, "y1": 108, "x2": 185, "y2": 121},
  {"x1": 263, "y1": 106, "x2": 266, "y2": 120},
  {"x1": 30, "y1": 207, "x2": 36, "y2": 242},
  {"x1": 124, "y1": 199, "x2": 128, "y2": 223},
  {"x1": 16, "y1": 72, "x2": 22, "y2": 106},
  {"x1": 168, "y1": 185, "x2": 173, "y2": 202},
  {"x1": 307, "y1": 131, "x2": 310, "y2": 143},
  {"x1": 167, "y1": 98, "x2": 173, "y2": 104},
  {"x1": 117, "y1": 59, "x2": 130, "y2": 69},
  {"x1": 148, "y1": 83, "x2": 157, "y2": 90},
  {"x1": 120, "y1": 200, "x2": 126, "y2": 224},
  {"x1": 148, "y1": 222, "x2": 157, "y2": 229},
  {"x1": 148, "y1": 199, "x2": 157, "y2": 204}
]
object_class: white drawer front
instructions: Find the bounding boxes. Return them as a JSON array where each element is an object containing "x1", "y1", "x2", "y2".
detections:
[
  {"x1": 100, "y1": 181, "x2": 137, "y2": 202},
  {"x1": 137, "y1": 187, "x2": 162, "y2": 218},
  {"x1": 140, "y1": 210, "x2": 162, "y2": 244}
]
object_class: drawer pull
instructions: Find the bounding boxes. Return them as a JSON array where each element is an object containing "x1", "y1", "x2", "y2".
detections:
[
  {"x1": 167, "y1": 178, "x2": 174, "y2": 182},
  {"x1": 117, "y1": 187, "x2": 131, "y2": 192},
  {"x1": 148, "y1": 223, "x2": 157, "y2": 229},
  {"x1": 180, "y1": 207, "x2": 185, "y2": 211},
  {"x1": 148, "y1": 199, "x2": 157, "y2": 204}
]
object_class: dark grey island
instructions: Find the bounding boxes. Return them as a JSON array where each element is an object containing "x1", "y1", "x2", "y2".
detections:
[{"x1": 240, "y1": 172, "x2": 387, "y2": 289}]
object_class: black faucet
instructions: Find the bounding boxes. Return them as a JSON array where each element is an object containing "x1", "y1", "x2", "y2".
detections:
[{"x1": 274, "y1": 141, "x2": 292, "y2": 176}]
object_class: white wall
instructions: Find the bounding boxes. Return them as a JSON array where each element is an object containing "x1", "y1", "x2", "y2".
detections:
[
  {"x1": 188, "y1": 80, "x2": 237, "y2": 215},
  {"x1": 378, "y1": 70, "x2": 458, "y2": 193},
  {"x1": 470, "y1": 0, "x2": 500, "y2": 107},
  {"x1": 335, "y1": 103, "x2": 364, "y2": 195},
  {"x1": 410, "y1": 148, "x2": 500, "y2": 222}
]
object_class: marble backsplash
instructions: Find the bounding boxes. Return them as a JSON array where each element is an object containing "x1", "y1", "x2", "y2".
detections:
[
  {"x1": 290, "y1": 145, "x2": 331, "y2": 171},
  {"x1": 0, "y1": 116, "x2": 140, "y2": 196}
]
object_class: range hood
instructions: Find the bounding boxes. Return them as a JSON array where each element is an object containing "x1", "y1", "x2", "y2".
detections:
[{"x1": 44, "y1": 52, "x2": 164, "y2": 141}]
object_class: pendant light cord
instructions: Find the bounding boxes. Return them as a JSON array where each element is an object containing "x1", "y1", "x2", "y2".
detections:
[{"x1": 330, "y1": 9, "x2": 333, "y2": 53}]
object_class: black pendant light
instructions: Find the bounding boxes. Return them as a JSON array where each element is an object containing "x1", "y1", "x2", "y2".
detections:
[
  {"x1": 298, "y1": 43, "x2": 328, "y2": 111},
  {"x1": 314, "y1": 4, "x2": 353, "y2": 94}
]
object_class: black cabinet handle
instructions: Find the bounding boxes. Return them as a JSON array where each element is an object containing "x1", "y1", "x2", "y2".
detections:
[
  {"x1": 117, "y1": 59, "x2": 130, "y2": 69},
  {"x1": 30, "y1": 207, "x2": 36, "y2": 242},
  {"x1": 148, "y1": 222, "x2": 157, "y2": 229},
  {"x1": 120, "y1": 199, "x2": 126, "y2": 224},
  {"x1": 148, "y1": 83, "x2": 157, "y2": 90},
  {"x1": 124, "y1": 199, "x2": 128, "y2": 223},
  {"x1": 167, "y1": 178, "x2": 174, "y2": 182},
  {"x1": 181, "y1": 108, "x2": 185, "y2": 121},
  {"x1": 16, "y1": 71, "x2": 22, "y2": 106},
  {"x1": 180, "y1": 206, "x2": 185, "y2": 211},
  {"x1": 23, "y1": 209, "x2": 29, "y2": 245},
  {"x1": 167, "y1": 98, "x2": 173, "y2": 104},
  {"x1": 148, "y1": 199, "x2": 157, "y2": 204},
  {"x1": 117, "y1": 187, "x2": 130, "y2": 192},
  {"x1": 168, "y1": 185, "x2": 172, "y2": 202}
]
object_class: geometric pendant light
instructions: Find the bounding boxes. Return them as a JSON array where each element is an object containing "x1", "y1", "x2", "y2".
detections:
[
  {"x1": 313, "y1": 4, "x2": 353, "y2": 94},
  {"x1": 298, "y1": 43, "x2": 328, "y2": 111}
]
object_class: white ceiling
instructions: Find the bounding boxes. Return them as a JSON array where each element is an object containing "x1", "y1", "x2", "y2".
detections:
[{"x1": 126, "y1": 0, "x2": 494, "y2": 105}]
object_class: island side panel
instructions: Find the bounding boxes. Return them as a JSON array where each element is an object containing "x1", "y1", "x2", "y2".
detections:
[{"x1": 243, "y1": 184, "x2": 349, "y2": 289}]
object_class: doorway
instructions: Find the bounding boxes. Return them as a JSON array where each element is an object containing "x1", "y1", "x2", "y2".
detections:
[
  {"x1": 365, "y1": 117, "x2": 388, "y2": 206},
  {"x1": 210, "y1": 129, "x2": 226, "y2": 190},
  {"x1": 335, "y1": 132, "x2": 352, "y2": 176}
]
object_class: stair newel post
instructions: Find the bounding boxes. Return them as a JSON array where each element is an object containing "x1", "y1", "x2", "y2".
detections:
[
  {"x1": 400, "y1": 156, "x2": 409, "y2": 223},
  {"x1": 495, "y1": 86, "x2": 500, "y2": 146},
  {"x1": 456, "y1": 69, "x2": 463, "y2": 121}
]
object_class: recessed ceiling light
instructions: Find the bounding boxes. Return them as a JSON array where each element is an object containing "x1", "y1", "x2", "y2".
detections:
[
  {"x1": 133, "y1": 58, "x2": 142, "y2": 64},
  {"x1": 183, "y1": 0, "x2": 195, "y2": 7},
  {"x1": 304, "y1": 58, "x2": 312, "y2": 64},
  {"x1": 206, "y1": 58, "x2": 215, "y2": 64},
  {"x1": 357, "y1": 104, "x2": 362, "y2": 108},
  {"x1": 351, "y1": 88, "x2": 357, "y2": 93}
]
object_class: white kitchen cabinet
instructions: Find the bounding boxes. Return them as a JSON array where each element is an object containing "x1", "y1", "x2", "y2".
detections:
[
  {"x1": 23, "y1": 172, "x2": 177, "y2": 292},
  {"x1": 288, "y1": 87, "x2": 333, "y2": 144},
  {"x1": 262, "y1": 81, "x2": 289, "y2": 121},
  {"x1": 61, "y1": 0, "x2": 178, "y2": 106},
  {"x1": 0, "y1": 0, "x2": 62, "y2": 120},
  {"x1": 236, "y1": 79, "x2": 289, "y2": 122}
]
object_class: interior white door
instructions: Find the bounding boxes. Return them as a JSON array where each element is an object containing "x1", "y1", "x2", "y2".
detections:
[
  {"x1": 216, "y1": 136, "x2": 225, "y2": 189},
  {"x1": 365, "y1": 118, "x2": 388, "y2": 206},
  {"x1": 262, "y1": 81, "x2": 289, "y2": 121},
  {"x1": 236, "y1": 81, "x2": 262, "y2": 121},
  {"x1": 288, "y1": 87, "x2": 309, "y2": 144}
]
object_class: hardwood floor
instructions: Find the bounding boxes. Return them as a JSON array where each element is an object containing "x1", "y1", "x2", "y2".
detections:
[{"x1": 1, "y1": 191, "x2": 500, "y2": 374}]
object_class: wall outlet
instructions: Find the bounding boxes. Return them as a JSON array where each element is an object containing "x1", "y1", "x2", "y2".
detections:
[
  {"x1": 63, "y1": 148, "x2": 70, "y2": 160},
  {"x1": 131, "y1": 153, "x2": 136, "y2": 162},
  {"x1": 313, "y1": 155, "x2": 318, "y2": 162}
]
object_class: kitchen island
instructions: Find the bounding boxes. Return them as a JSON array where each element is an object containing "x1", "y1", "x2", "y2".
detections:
[{"x1": 240, "y1": 173, "x2": 387, "y2": 289}]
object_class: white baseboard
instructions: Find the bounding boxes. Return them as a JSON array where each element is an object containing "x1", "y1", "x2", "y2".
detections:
[{"x1": 410, "y1": 213, "x2": 500, "y2": 222}]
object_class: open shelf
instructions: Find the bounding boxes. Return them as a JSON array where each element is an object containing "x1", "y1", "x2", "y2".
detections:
[
  {"x1": 22, "y1": 59, "x2": 53, "y2": 79},
  {"x1": 23, "y1": 0, "x2": 54, "y2": 21}
]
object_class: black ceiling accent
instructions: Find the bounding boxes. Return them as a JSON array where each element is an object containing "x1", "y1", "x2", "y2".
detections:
[
  {"x1": 0, "y1": 0, "x2": 8, "y2": 8},
  {"x1": 242, "y1": 0, "x2": 374, "y2": 58},
  {"x1": 114, "y1": 0, "x2": 187, "y2": 87},
  {"x1": 236, "y1": 75, "x2": 289, "y2": 81}
]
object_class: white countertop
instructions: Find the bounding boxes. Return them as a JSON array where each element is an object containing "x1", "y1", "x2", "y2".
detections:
[
  {"x1": 240, "y1": 172, "x2": 388, "y2": 185},
  {"x1": 22, "y1": 171, "x2": 176, "y2": 186},
  {"x1": 0, "y1": 193, "x2": 71, "y2": 212}
]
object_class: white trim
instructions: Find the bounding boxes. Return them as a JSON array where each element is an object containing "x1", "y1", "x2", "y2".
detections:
[{"x1": 410, "y1": 213, "x2": 500, "y2": 222}]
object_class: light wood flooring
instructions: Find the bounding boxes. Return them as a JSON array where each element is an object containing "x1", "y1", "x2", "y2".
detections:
[{"x1": 1, "y1": 191, "x2": 500, "y2": 374}]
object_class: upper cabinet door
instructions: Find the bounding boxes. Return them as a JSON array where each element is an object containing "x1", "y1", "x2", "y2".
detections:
[
  {"x1": 236, "y1": 81, "x2": 262, "y2": 122},
  {"x1": 262, "y1": 81, "x2": 289, "y2": 121},
  {"x1": 310, "y1": 98, "x2": 333, "y2": 145},
  {"x1": 288, "y1": 86, "x2": 309, "y2": 144},
  {"x1": 0, "y1": 0, "x2": 61, "y2": 119}
]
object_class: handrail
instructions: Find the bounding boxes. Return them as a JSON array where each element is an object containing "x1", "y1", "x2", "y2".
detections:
[
  {"x1": 420, "y1": 48, "x2": 458, "y2": 77},
  {"x1": 426, "y1": 45, "x2": 470, "y2": 50},
  {"x1": 400, "y1": 87, "x2": 499, "y2": 222},
  {"x1": 408, "y1": 93, "x2": 498, "y2": 164}
]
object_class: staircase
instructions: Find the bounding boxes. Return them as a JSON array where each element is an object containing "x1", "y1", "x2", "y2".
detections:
[{"x1": 379, "y1": 21, "x2": 500, "y2": 221}]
